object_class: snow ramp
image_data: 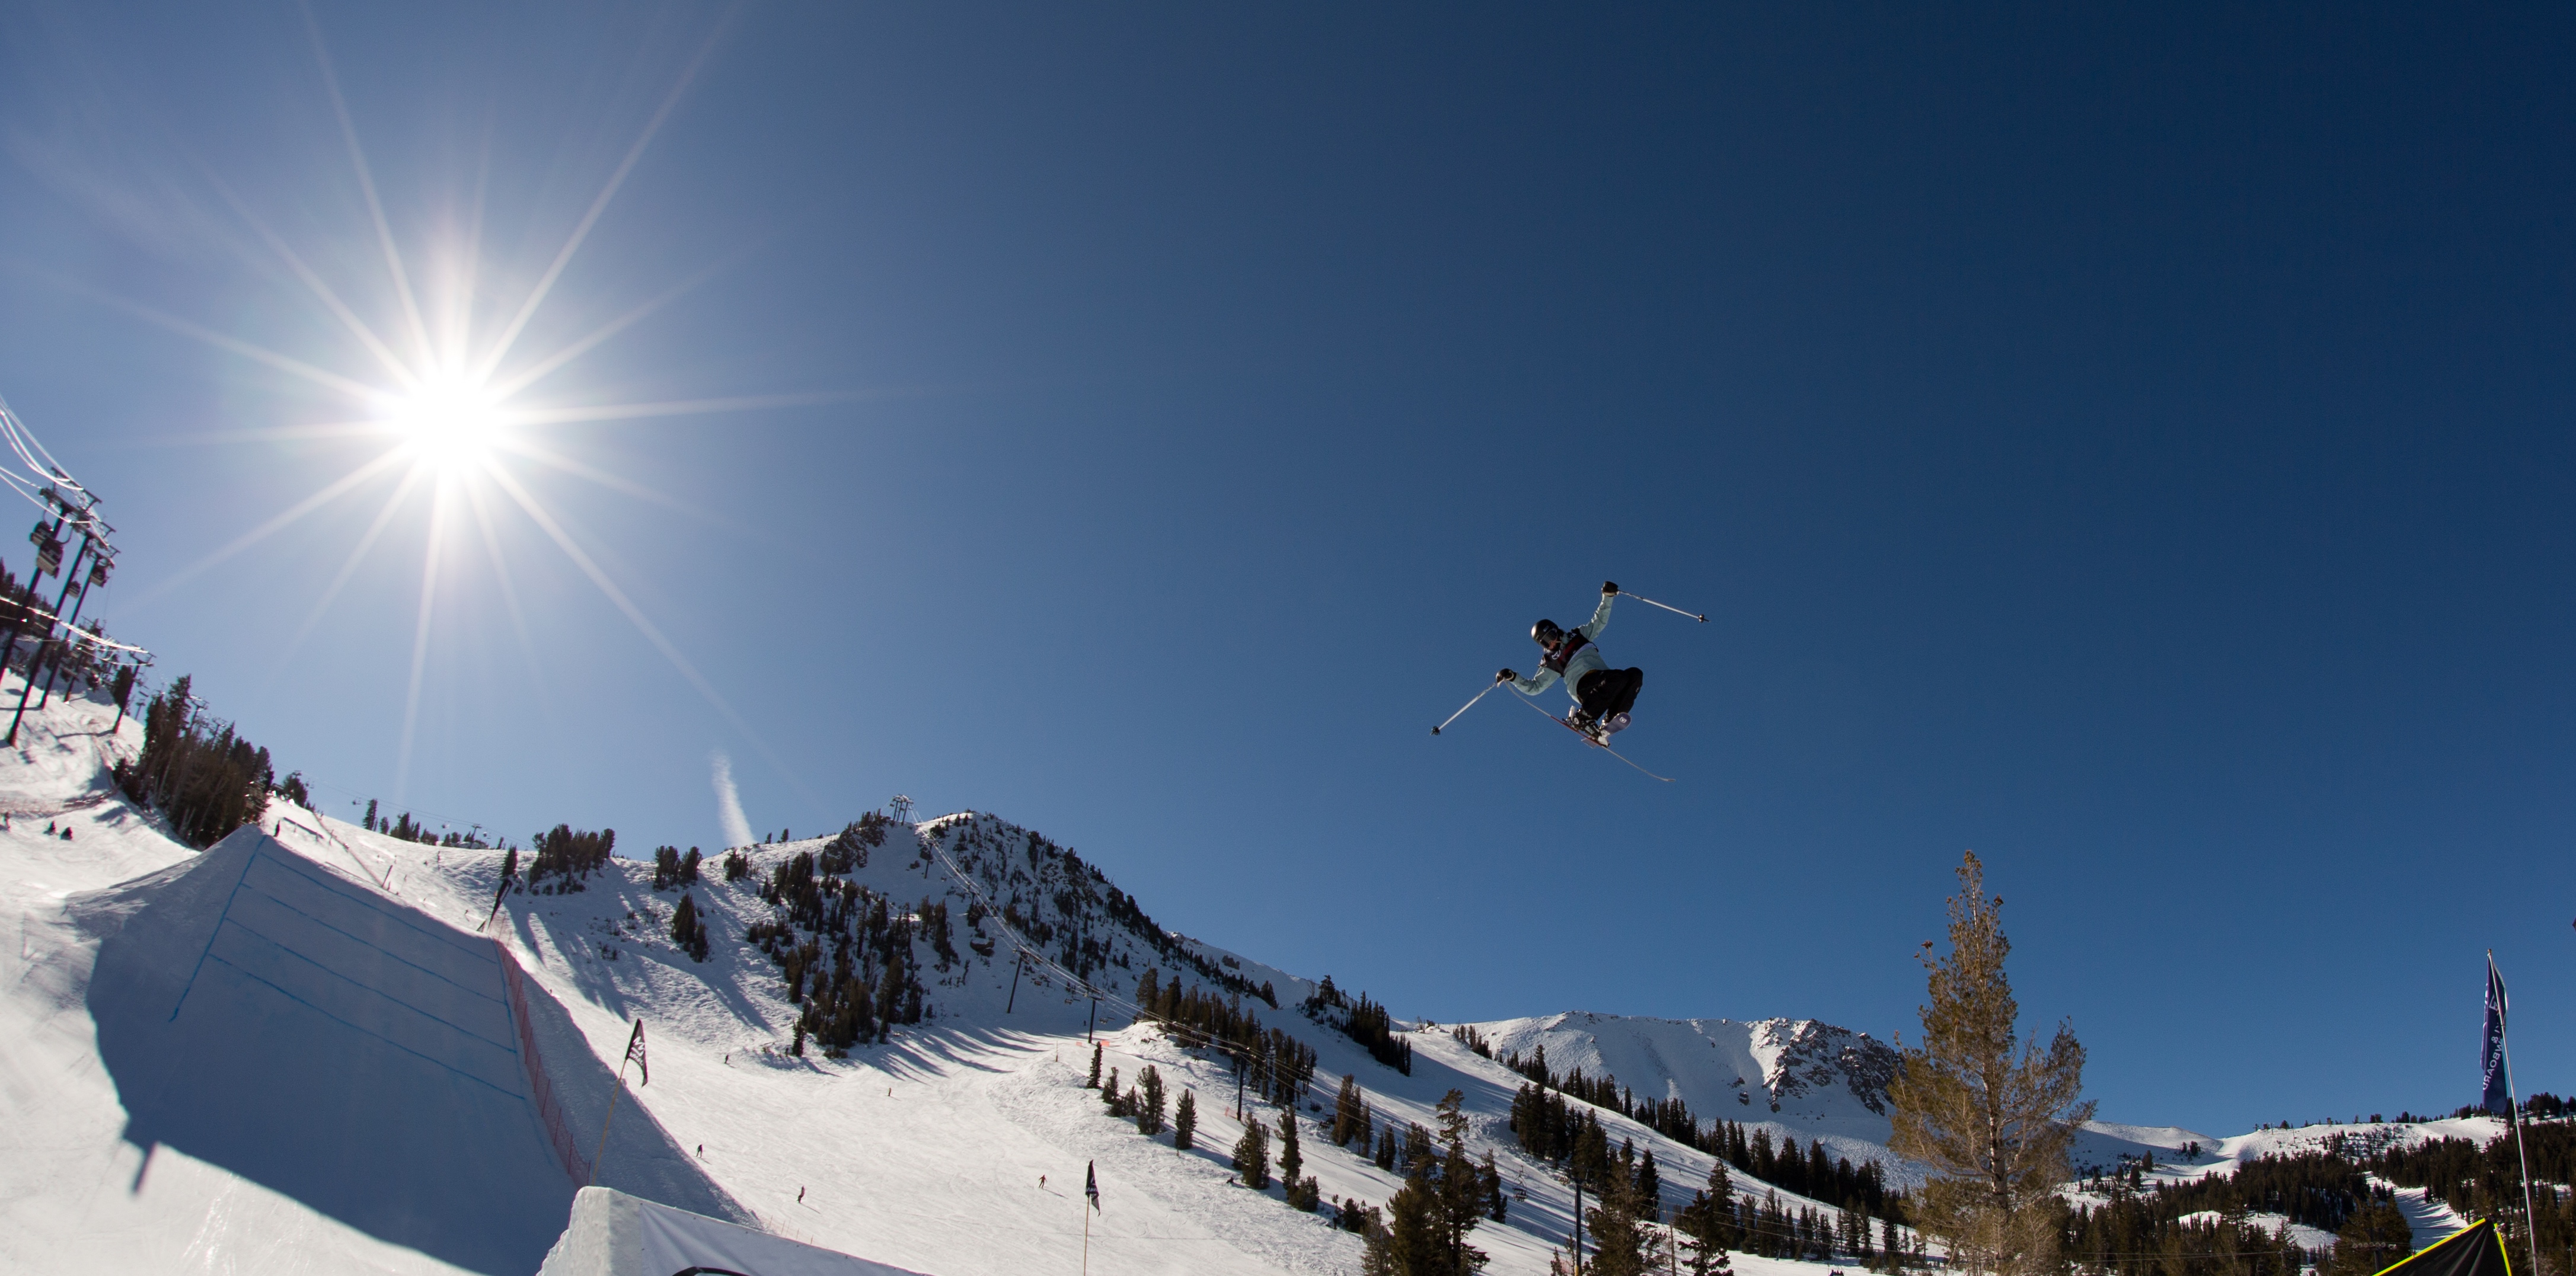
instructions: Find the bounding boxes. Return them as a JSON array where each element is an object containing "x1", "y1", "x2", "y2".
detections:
[
  {"x1": 81, "y1": 827, "x2": 738, "y2": 1275},
  {"x1": 540, "y1": 1187, "x2": 928, "y2": 1276}
]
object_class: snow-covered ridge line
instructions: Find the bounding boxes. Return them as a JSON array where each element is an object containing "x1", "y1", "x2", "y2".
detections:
[{"x1": 2, "y1": 672, "x2": 2514, "y2": 1276}]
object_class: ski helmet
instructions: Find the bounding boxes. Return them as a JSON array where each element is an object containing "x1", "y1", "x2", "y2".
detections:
[{"x1": 1531, "y1": 619, "x2": 1565, "y2": 647}]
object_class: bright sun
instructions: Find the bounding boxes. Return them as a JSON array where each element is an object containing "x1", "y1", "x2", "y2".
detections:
[
  {"x1": 138, "y1": 7, "x2": 803, "y2": 803},
  {"x1": 379, "y1": 378, "x2": 506, "y2": 473}
]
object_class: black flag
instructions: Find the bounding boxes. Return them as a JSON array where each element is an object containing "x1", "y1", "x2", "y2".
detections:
[
  {"x1": 1085, "y1": 1160, "x2": 1099, "y2": 1212},
  {"x1": 624, "y1": 1020, "x2": 649, "y2": 1086},
  {"x1": 2482, "y1": 957, "x2": 2508, "y2": 1116}
]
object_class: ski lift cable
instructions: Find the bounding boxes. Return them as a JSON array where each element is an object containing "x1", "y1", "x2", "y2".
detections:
[
  {"x1": 11, "y1": 615, "x2": 149, "y2": 655},
  {"x1": 298, "y1": 776, "x2": 498, "y2": 839},
  {"x1": 0, "y1": 407, "x2": 66, "y2": 493},
  {"x1": 0, "y1": 466, "x2": 76, "y2": 514},
  {"x1": 0, "y1": 398, "x2": 82, "y2": 494},
  {"x1": 0, "y1": 400, "x2": 44, "y2": 475},
  {"x1": 0, "y1": 423, "x2": 106, "y2": 537},
  {"x1": 0, "y1": 472, "x2": 59, "y2": 519}
]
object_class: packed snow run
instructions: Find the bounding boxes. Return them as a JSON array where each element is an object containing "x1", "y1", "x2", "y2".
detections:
[{"x1": 0, "y1": 672, "x2": 2495, "y2": 1274}]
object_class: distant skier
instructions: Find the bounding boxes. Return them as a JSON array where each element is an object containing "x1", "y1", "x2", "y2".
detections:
[{"x1": 1499, "y1": 581, "x2": 1642, "y2": 745}]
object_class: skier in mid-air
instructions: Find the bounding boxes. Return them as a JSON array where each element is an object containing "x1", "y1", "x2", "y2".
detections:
[{"x1": 1498, "y1": 581, "x2": 1643, "y2": 746}]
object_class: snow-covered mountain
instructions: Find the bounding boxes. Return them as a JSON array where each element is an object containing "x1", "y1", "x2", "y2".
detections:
[
  {"x1": 1461, "y1": 1010, "x2": 2508, "y2": 1205},
  {"x1": 1466, "y1": 1012, "x2": 1904, "y2": 1181},
  {"x1": 0, "y1": 673, "x2": 2502, "y2": 1275},
  {"x1": 0, "y1": 677, "x2": 1899, "y2": 1275}
]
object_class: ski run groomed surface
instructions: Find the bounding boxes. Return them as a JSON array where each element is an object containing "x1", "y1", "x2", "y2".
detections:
[{"x1": 0, "y1": 673, "x2": 2491, "y2": 1275}]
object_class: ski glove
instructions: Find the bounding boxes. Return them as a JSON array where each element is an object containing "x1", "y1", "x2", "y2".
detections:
[
  {"x1": 1497, "y1": 668, "x2": 1518, "y2": 684},
  {"x1": 1601, "y1": 580, "x2": 1619, "y2": 595}
]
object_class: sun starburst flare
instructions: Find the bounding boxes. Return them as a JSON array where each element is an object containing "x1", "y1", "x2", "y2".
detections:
[
  {"x1": 101, "y1": 4, "x2": 822, "y2": 805},
  {"x1": 378, "y1": 376, "x2": 506, "y2": 475}
]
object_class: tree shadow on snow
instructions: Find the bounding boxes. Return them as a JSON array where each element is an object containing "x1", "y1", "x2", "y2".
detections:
[{"x1": 861, "y1": 1023, "x2": 1045, "y2": 1080}]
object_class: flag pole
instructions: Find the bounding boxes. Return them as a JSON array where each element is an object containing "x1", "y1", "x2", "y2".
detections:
[
  {"x1": 589, "y1": 1052, "x2": 628, "y2": 1188},
  {"x1": 589, "y1": 1020, "x2": 646, "y2": 1188},
  {"x1": 2494, "y1": 952, "x2": 2542, "y2": 1276},
  {"x1": 1083, "y1": 1159, "x2": 1099, "y2": 1276}
]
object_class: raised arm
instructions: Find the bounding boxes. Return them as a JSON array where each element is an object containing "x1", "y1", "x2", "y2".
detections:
[
  {"x1": 1502, "y1": 666, "x2": 1557, "y2": 697},
  {"x1": 1575, "y1": 582, "x2": 1616, "y2": 640}
]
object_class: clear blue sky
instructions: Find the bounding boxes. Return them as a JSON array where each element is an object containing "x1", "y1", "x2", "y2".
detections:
[{"x1": 2, "y1": 2, "x2": 2571, "y2": 1134}]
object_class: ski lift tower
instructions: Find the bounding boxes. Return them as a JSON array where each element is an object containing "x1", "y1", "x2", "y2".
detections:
[{"x1": 889, "y1": 794, "x2": 914, "y2": 824}]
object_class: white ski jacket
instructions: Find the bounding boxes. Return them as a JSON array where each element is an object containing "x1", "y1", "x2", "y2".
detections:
[{"x1": 1509, "y1": 593, "x2": 1613, "y2": 703}]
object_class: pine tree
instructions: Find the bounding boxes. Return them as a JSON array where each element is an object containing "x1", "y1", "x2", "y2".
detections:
[
  {"x1": 1234, "y1": 1115, "x2": 1272, "y2": 1189},
  {"x1": 1482, "y1": 1149, "x2": 1508, "y2": 1223},
  {"x1": 1375, "y1": 1162, "x2": 1445, "y2": 1275},
  {"x1": 1174, "y1": 1089, "x2": 1198, "y2": 1151},
  {"x1": 2323, "y1": 1201, "x2": 2413, "y2": 1276},
  {"x1": 1357, "y1": 1203, "x2": 1399, "y2": 1276},
  {"x1": 1571, "y1": 1113, "x2": 1611, "y2": 1195},
  {"x1": 1278, "y1": 1108, "x2": 1303, "y2": 1186},
  {"x1": 1636, "y1": 1149, "x2": 1662, "y2": 1221},
  {"x1": 1678, "y1": 1161, "x2": 1739, "y2": 1276},
  {"x1": 1102, "y1": 1067, "x2": 1122, "y2": 1114},
  {"x1": 1435, "y1": 1089, "x2": 1490, "y2": 1274},
  {"x1": 1587, "y1": 1175, "x2": 1649, "y2": 1276},
  {"x1": 665, "y1": 893, "x2": 711, "y2": 961},
  {"x1": 1088, "y1": 1041, "x2": 1103, "y2": 1089},
  {"x1": 1137, "y1": 1065, "x2": 1166, "y2": 1136},
  {"x1": 1375, "y1": 1127, "x2": 1397, "y2": 1171},
  {"x1": 1335, "y1": 1074, "x2": 1367, "y2": 1146},
  {"x1": 1886, "y1": 850, "x2": 2093, "y2": 1276}
]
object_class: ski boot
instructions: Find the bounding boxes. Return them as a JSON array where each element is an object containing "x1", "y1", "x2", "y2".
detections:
[{"x1": 1569, "y1": 711, "x2": 1610, "y2": 746}]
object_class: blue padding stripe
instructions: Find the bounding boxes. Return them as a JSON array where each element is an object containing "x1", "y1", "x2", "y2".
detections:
[
  {"x1": 199, "y1": 950, "x2": 520, "y2": 1098},
  {"x1": 234, "y1": 881, "x2": 505, "y2": 1008},
  {"x1": 249, "y1": 852, "x2": 497, "y2": 965},
  {"x1": 215, "y1": 918, "x2": 518, "y2": 1058},
  {"x1": 169, "y1": 848, "x2": 261, "y2": 1022}
]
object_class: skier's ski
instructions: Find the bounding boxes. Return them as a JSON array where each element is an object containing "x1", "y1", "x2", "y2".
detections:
[
  {"x1": 1502, "y1": 680, "x2": 1672, "y2": 779},
  {"x1": 1549, "y1": 712, "x2": 1674, "y2": 782}
]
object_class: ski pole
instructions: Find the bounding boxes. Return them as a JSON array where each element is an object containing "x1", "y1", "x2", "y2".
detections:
[
  {"x1": 1618, "y1": 591, "x2": 1707, "y2": 623},
  {"x1": 1431, "y1": 676, "x2": 1506, "y2": 735}
]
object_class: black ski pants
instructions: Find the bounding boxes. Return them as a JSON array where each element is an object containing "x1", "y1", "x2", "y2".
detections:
[{"x1": 1575, "y1": 667, "x2": 1643, "y2": 721}]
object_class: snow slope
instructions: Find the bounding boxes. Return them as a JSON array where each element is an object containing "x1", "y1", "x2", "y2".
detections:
[
  {"x1": 1465, "y1": 1005, "x2": 2504, "y2": 1246},
  {"x1": 0, "y1": 671, "x2": 2502, "y2": 1274},
  {"x1": 540, "y1": 1187, "x2": 924, "y2": 1275},
  {"x1": 1, "y1": 683, "x2": 1879, "y2": 1276},
  {"x1": 1466, "y1": 1012, "x2": 1903, "y2": 1183},
  {"x1": 2056, "y1": 1118, "x2": 2501, "y2": 1256},
  {"x1": 0, "y1": 677, "x2": 738, "y2": 1275},
  {"x1": 331, "y1": 810, "x2": 1907, "y2": 1276}
]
